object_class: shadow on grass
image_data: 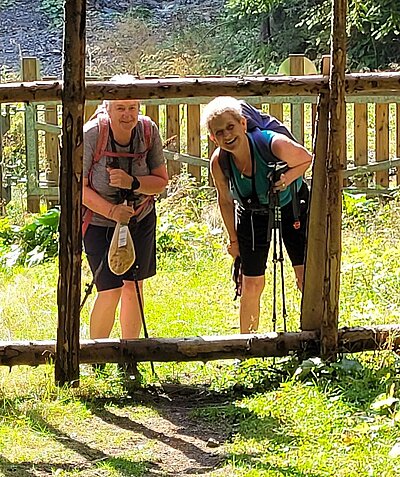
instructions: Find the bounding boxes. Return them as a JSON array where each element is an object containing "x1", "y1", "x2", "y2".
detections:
[
  {"x1": 0, "y1": 406, "x2": 156, "y2": 477},
  {"x1": 86, "y1": 396, "x2": 223, "y2": 474}
]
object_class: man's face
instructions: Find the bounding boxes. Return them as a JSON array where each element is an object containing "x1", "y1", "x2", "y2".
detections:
[{"x1": 107, "y1": 100, "x2": 140, "y2": 133}]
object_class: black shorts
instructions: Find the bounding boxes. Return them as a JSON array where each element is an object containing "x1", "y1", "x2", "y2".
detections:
[
  {"x1": 236, "y1": 182, "x2": 309, "y2": 277},
  {"x1": 83, "y1": 208, "x2": 156, "y2": 291}
]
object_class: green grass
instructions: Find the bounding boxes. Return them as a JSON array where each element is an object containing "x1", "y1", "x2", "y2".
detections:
[{"x1": 1, "y1": 190, "x2": 400, "y2": 475}]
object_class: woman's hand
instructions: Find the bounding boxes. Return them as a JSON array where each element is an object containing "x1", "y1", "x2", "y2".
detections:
[
  {"x1": 227, "y1": 239, "x2": 240, "y2": 258},
  {"x1": 107, "y1": 167, "x2": 134, "y2": 189},
  {"x1": 273, "y1": 173, "x2": 289, "y2": 193}
]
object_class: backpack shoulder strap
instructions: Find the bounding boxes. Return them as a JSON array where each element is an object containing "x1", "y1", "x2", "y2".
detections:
[
  {"x1": 139, "y1": 115, "x2": 153, "y2": 151},
  {"x1": 92, "y1": 112, "x2": 110, "y2": 164},
  {"x1": 218, "y1": 149, "x2": 231, "y2": 180}
]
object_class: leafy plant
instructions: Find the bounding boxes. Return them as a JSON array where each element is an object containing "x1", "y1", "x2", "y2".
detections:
[{"x1": 0, "y1": 208, "x2": 60, "y2": 267}]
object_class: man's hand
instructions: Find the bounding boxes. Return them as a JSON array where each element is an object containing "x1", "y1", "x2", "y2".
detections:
[
  {"x1": 109, "y1": 203, "x2": 135, "y2": 223},
  {"x1": 107, "y1": 167, "x2": 133, "y2": 189}
]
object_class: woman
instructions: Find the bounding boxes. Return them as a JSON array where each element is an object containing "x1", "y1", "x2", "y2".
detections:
[{"x1": 202, "y1": 96, "x2": 312, "y2": 333}]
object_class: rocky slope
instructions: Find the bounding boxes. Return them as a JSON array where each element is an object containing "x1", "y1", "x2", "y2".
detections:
[{"x1": 0, "y1": 0, "x2": 219, "y2": 78}]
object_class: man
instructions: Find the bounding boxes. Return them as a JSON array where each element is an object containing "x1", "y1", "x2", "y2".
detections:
[{"x1": 83, "y1": 74, "x2": 168, "y2": 341}]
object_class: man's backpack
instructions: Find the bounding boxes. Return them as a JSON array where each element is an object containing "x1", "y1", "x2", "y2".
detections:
[{"x1": 82, "y1": 108, "x2": 154, "y2": 236}]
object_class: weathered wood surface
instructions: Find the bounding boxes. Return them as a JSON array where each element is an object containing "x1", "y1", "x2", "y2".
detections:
[
  {"x1": 1, "y1": 326, "x2": 400, "y2": 367},
  {"x1": 321, "y1": 0, "x2": 347, "y2": 360},
  {"x1": 301, "y1": 57, "x2": 330, "y2": 331},
  {"x1": 55, "y1": 0, "x2": 86, "y2": 386},
  {"x1": 2, "y1": 73, "x2": 400, "y2": 103},
  {"x1": 343, "y1": 158, "x2": 400, "y2": 178}
]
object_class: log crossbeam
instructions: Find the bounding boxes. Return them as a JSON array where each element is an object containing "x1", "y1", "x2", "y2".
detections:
[
  {"x1": 1, "y1": 73, "x2": 400, "y2": 103},
  {"x1": 1, "y1": 326, "x2": 400, "y2": 368}
]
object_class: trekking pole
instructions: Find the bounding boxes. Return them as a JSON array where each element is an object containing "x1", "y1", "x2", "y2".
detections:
[
  {"x1": 269, "y1": 192, "x2": 278, "y2": 333},
  {"x1": 80, "y1": 253, "x2": 107, "y2": 312},
  {"x1": 134, "y1": 278, "x2": 156, "y2": 375},
  {"x1": 276, "y1": 204, "x2": 288, "y2": 332}
]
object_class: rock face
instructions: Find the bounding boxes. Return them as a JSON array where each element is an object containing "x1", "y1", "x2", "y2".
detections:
[{"x1": 0, "y1": 0, "x2": 222, "y2": 78}]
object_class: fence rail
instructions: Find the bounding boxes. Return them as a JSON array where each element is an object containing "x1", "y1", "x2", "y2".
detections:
[{"x1": 1, "y1": 56, "x2": 400, "y2": 211}]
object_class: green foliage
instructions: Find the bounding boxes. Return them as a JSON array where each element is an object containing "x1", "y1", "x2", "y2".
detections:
[
  {"x1": 0, "y1": 208, "x2": 60, "y2": 267},
  {"x1": 223, "y1": 0, "x2": 400, "y2": 72},
  {"x1": 156, "y1": 174, "x2": 224, "y2": 261},
  {"x1": 1, "y1": 109, "x2": 26, "y2": 186}
]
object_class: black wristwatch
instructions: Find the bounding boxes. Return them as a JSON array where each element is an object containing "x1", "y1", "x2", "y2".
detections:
[{"x1": 131, "y1": 176, "x2": 140, "y2": 191}]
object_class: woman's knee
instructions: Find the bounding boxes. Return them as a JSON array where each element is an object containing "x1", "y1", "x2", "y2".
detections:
[{"x1": 242, "y1": 276, "x2": 265, "y2": 297}]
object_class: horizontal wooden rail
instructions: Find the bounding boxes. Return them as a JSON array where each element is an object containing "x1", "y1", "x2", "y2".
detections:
[
  {"x1": 1, "y1": 325, "x2": 400, "y2": 367},
  {"x1": 1, "y1": 73, "x2": 400, "y2": 103},
  {"x1": 343, "y1": 158, "x2": 400, "y2": 178}
]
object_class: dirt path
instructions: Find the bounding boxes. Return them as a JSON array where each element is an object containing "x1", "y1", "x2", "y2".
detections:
[{"x1": 0, "y1": 385, "x2": 231, "y2": 477}]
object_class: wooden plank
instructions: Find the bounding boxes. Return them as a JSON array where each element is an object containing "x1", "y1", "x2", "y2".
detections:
[
  {"x1": 22, "y1": 57, "x2": 40, "y2": 212},
  {"x1": 301, "y1": 55, "x2": 330, "y2": 332},
  {"x1": 166, "y1": 104, "x2": 181, "y2": 177},
  {"x1": 3, "y1": 74, "x2": 400, "y2": 104},
  {"x1": 354, "y1": 103, "x2": 368, "y2": 187},
  {"x1": 2, "y1": 325, "x2": 400, "y2": 366},
  {"x1": 45, "y1": 104, "x2": 59, "y2": 187},
  {"x1": 55, "y1": 0, "x2": 86, "y2": 387},
  {"x1": 289, "y1": 54, "x2": 305, "y2": 144},
  {"x1": 375, "y1": 103, "x2": 389, "y2": 187},
  {"x1": 84, "y1": 102, "x2": 99, "y2": 122},
  {"x1": 145, "y1": 104, "x2": 159, "y2": 125},
  {"x1": 397, "y1": 104, "x2": 400, "y2": 185},
  {"x1": 321, "y1": 0, "x2": 346, "y2": 361},
  {"x1": 269, "y1": 103, "x2": 283, "y2": 121},
  {"x1": 187, "y1": 104, "x2": 201, "y2": 181}
]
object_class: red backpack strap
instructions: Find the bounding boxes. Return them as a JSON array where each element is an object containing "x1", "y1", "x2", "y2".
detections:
[
  {"x1": 139, "y1": 115, "x2": 153, "y2": 151},
  {"x1": 92, "y1": 112, "x2": 110, "y2": 164}
]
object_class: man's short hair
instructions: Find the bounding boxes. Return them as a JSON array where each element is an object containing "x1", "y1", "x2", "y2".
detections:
[
  {"x1": 103, "y1": 74, "x2": 138, "y2": 109},
  {"x1": 201, "y1": 96, "x2": 243, "y2": 133}
]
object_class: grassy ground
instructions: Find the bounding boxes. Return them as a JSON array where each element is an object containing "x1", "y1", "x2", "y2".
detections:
[{"x1": 1, "y1": 190, "x2": 400, "y2": 476}]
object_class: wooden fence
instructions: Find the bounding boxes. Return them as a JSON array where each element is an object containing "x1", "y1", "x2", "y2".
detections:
[{"x1": 1, "y1": 55, "x2": 400, "y2": 212}]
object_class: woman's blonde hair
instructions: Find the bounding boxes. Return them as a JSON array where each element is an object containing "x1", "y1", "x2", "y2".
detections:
[{"x1": 201, "y1": 96, "x2": 243, "y2": 133}]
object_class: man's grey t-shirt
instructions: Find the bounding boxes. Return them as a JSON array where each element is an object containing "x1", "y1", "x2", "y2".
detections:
[{"x1": 83, "y1": 116, "x2": 165, "y2": 227}]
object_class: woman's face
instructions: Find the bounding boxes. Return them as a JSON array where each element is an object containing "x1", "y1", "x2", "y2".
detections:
[
  {"x1": 107, "y1": 100, "x2": 140, "y2": 134},
  {"x1": 209, "y1": 112, "x2": 247, "y2": 153}
]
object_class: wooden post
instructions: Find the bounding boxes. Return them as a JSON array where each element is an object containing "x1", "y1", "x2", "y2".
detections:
[
  {"x1": 22, "y1": 57, "x2": 41, "y2": 212},
  {"x1": 397, "y1": 104, "x2": 400, "y2": 186},
  {"x1": 166, "y1": 104, "x2": 181, "y2": 177},
  {"x1": 45, "y1": 104, "x2": 60, "y2": 206},
  {"x1": 145, "y1": 105, "x2": 159, "y2": 125},
  {"x1": 354, "y1": 103, "x2": 368, "y2": 188},
  {"x1": 301, "y1": 55, "x2": 330, "y2": 331},
  {"x1": 289, "y1": 54, "x2": 305, "y2": 144},
  {"x1": 375, "y1": 103, "x2": 389, "y2": 187},
  {"x1": 321, "y1": 0, "x2": 347, "y2": 360},
  {"x1": 187, "y1": 104, "x2": 201, "y2": 182},
  {"x1": 269, "y1": 103, "x2": 283, "y2": 122},
  {"x1": 55, "y1": 0, "x2": 86, "y2": 386}
]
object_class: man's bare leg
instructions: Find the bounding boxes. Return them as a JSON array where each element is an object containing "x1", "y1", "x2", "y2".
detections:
[
  {"x1": 119, "y1": 280, "x2": 143, "y2": 339},
  {"x1": 90, "y1": 288, "x2": 122, "y2": 339}
]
